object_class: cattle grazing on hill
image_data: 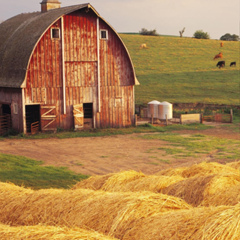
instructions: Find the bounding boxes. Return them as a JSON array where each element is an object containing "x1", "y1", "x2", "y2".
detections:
[
  {"x1": 213, "y1": 52, "x2": 223, "y2": 60},
  {"x1": 216, "y1": 61, "x2": 225, "y2": 68},
  {"x1": 230, "y1": 62, "x2": 236, "y2": 67}
]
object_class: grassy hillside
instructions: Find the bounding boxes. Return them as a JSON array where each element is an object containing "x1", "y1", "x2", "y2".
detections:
[{"x1": 120, "y1": 34, "x2": 239, "y2": 106}]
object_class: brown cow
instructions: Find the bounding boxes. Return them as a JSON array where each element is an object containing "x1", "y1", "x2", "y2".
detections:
[
  {"x1": 213, "y1": 52, "x2": 223, "y2": 60},
  {"x1": 220, "y1": 42, "x2": 224, "y2": 47}
]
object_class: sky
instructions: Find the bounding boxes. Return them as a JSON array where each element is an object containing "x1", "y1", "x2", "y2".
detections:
[{"x1": 0, "y1": 0, "x2": 239, "y2": 40}]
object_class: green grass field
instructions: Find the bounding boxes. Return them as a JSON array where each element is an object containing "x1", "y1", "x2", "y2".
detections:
[
  {"x1": 0, "y1": 154, "x2": 89, "y2": 189},
  {"x1": 120, "y1": 34, "x2": 239, "y2": 106}
]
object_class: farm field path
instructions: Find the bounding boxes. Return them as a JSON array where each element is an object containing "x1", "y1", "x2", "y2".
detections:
[{"x1": 0, "y1": 124, "x2": 239, "y2": 176}]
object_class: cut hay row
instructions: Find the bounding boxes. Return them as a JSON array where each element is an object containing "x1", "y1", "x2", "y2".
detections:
[
  {"x1": 0, "y1": 224, "x2": 118, "y2": 240},
  {"x1": 121, "y1": 203, "x2": 240, "y2": 240},
  {"x1": 73, "y1": 170, "x2": 184, "y2": 192},
  {"x1": 0, "y1": 182, "x2": 191, "y2": 237},
  {"x1": 158, "y1": 162, "x2": 239, "y2": 178},
  {"x1": 72, "y1": 173, "x2": 114, "y2": 190},
  {"x1": 227, "y1": 161, "x2": 240, "y2": 170},
  {"x1": 162, "y1": 172, "x2": 240, "y2": 207},
  {"x1": 73, "y1": 163, "x2": 240, "y2": 207}
]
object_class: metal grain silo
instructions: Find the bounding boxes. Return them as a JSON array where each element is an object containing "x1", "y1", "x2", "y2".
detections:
[
  {"x1": 158, "y1": 101, "x2": 173, "y2": 120},
  {"x1": 147, "y1": 100, "x2": 161, "y2": 118}
]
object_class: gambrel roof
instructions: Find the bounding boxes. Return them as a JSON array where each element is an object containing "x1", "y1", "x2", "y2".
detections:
[{"x1": 0, "y1": 4, "x2": 138, "y2": 88}]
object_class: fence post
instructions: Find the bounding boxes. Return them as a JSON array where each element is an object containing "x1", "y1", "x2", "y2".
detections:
[
  {"x1": 165, "y1": 114, "x2": 168, "y2": 126},
  {"x1": 151, "y1": 114, "x2": 153, "y2": 124},
  {"x1": 230, "y1": 109, "x2": 233, "y2": 123},
  {"x1": 180, "y1": 114, "x2": 182, "y2": 124},
  {"x1": 135, "y1": 114, "x2": 138, "y2": 126}
]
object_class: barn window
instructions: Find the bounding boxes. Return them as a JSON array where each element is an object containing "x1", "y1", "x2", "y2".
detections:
[
  {"x1": 13, "y1": 103, "x2": 18, "y2": 114},
  {"x1": 100, "y1": 30, "x2": 108, "y2": 40},
  {"x1": 51, "y1": 28, "x2": 60, "y2": 40}
]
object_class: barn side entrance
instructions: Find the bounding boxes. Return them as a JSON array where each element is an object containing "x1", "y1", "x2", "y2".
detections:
[
  {"x1": 25, "y1": 105, "x2": 40, "y2": 134},
  {"x1": 0, "y1": 103, "x2": 12, "y2": 135},
  {"x1": 73, "y1": 103, "x2": 93, "y2": 130},
  {"x1": 83, "y1": 103, "x2": 93, "y2": 129}
]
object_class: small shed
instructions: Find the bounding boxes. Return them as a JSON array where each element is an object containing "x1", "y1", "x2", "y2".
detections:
[{"x1": 0, "y1": 1, "x2": 139, "y2": 134}]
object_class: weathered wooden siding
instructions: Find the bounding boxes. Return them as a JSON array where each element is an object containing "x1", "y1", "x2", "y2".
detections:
[
  {"x1": 63, "y1": 10, "x2": 98, "y2": 128},
  {"x1": 25, "y1": 19, "x2": 63, "y2": 128},
  {"x1": 0, "y1": 88, "x2": 23, "y2": 132},
  {"x1": 98, "y1": 19, "x2": 135, "y2": 127}
]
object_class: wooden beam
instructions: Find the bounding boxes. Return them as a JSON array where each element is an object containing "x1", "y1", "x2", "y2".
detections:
[{"x1": 61, "y1": 17, "x2": 66, "y2": 114}]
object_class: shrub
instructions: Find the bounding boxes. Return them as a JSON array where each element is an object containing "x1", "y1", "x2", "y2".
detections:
[
  {"x1": 220, "y1": 33, "x2": 239, "y2": 41},
  {"x1": 139, "y1": 28, "x2": 158, "y2": 36},
  {"x1": 193, "y1": 30, "x2": 210, "y2": 39}
]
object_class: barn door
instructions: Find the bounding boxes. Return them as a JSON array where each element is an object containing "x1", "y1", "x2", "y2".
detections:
[
  {"x1": 73, "y1": 104, "x2": 84, "y2": 130},
  {"x1": 40, "y1": 105, "x2": 57, "y2": 132}
]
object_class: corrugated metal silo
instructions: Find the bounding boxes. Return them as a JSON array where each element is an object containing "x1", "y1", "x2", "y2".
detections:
[
  {"x1": 147, "y1": 100, "x2": 161, "y2": 118},
  {"x1": 158, "y1": 101, "x2": 173, "y2": 120}
]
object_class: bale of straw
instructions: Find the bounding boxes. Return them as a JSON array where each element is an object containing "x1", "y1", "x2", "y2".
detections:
[
  {"x1": 193, "y1": 203, "x2": 240, "y2": 240},
  {"x1": 72, "y1": 173, "x2": 114, "y2": 190},
  {"x1": 162, "y1": 174, "x2": 216, "y2": 206},
  {"x1": 0, "y1": 224, "x2": 118, "y2": 240},
  {"x1": 156, "y1": 166, "x2": 188, "y2": 177},
  {"x1": 0, "y1": 182, "x2": 191, "y2": 238},
  {"x1": 201, "y1": 173, "x2": 240, "y2": 207},
  {"x1": 201, "y1": 183, "x2": 240, "y2": 207},
  {"x1": 181, "y1": 162, "x2": 239, "y2": 178},
  {"x1": 102, "y1": 174, "x2": 183, "y2": 193},
  {"x1": 226, "y1": 161, "x2": 240, "y2": 170},
  {"x1": 101, "y1": 170, "x2": 146, "y2": 191},
  {"x1": 122, "y1": 204, "x2": 240, "y2": 240},
  {"x1": 157, "y1": 162, "x2": 238, "y2": 178},
  {"x1": 162, "y1": 172, "x2": 240, "y2": 207},
  {"x1": 73, "y1": 171, "x2": 183, "y2": 193}
]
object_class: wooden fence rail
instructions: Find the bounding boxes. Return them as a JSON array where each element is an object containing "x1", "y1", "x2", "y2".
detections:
[
  {"x1": 203, "y1": 113, "x2": 232, "y2": 123},
  {"x1": 31, "y1": 121, "x2": 40, "y2": 134},
  {"x1": 0, "y1": 114, "x2": 12, "y2": 135}
]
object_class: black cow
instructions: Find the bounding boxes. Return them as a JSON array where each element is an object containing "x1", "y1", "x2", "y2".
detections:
[
  {"x1": 230, "y1": 62, "x2": 236, "y2": 67},
  {"x1": 216, "y1": 61, "x2": 225, "y2": 68}
]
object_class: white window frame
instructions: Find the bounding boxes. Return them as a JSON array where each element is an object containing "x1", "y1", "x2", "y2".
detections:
[
  {"x1": 100, "y1": 29, "x2": 108, "y2": 40},
  {"x1": 51, "y1": 28, "x2": 61, "y2": 40}
]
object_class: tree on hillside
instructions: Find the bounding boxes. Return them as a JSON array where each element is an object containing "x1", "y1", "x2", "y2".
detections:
[
  {"x1": 220, "y1": 33, "x2": 239, "y2": 41},
  {"x1": 139, "y1": 28, "x2": 158, "y2": 36},
  {"x1": 179, "y1": 27, "x2": 185, "y2": 37},
  {"x1": 193, "y1": 30, "x2": 210, "y2": 39}
]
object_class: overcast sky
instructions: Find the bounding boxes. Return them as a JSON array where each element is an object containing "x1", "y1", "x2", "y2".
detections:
[{"x1": 0, "y1": 0, "x2": 239, "y2": 39}]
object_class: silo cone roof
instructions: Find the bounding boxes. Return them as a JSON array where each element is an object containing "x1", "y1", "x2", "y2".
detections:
[
  {"x1": 161, "y1": 101, "x2": 172, "y2": 105},
  {"x1": 148, "y1": 100, "x2": 161, "y2": 104}
]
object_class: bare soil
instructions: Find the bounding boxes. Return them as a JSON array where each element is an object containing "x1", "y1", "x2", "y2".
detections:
[{"x1": 0, "y1": 123, "x2": 239, "y2": 176}]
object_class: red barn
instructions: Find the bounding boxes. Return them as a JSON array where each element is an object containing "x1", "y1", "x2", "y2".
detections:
[{"x1": 0, "y1": 1, "x2": 138, "y2": 134}]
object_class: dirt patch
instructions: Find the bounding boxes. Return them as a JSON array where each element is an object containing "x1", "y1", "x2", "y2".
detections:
[{"x1": 0, "y1": 123, "x2": 239, "y2": 176}]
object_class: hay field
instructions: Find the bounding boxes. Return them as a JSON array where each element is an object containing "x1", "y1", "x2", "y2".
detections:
[{"x1": 1, "y1": 161, "x2": 240, "y2": 239}]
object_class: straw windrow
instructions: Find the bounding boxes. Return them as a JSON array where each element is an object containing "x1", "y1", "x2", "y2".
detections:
[
  {"x1": 158, "y1": 162, "x2": 239, "y2": 178},
  {"x1": 1, "y1": 161, "x2": 240, "y2": 239},
  {"x1": 0, "y1": 182, "x2": 191, "y2": 236},
  {"x1": 122, "y1": 204, "x2": 240, "y2": 240},
  {"x1": 0, "y1": 224, "x2": 118, "y2": 240}
]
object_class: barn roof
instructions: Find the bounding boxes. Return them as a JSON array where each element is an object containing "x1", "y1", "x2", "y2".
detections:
[{"x1": 0, "y1": 4, "x2": 138, "y2": 88}]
